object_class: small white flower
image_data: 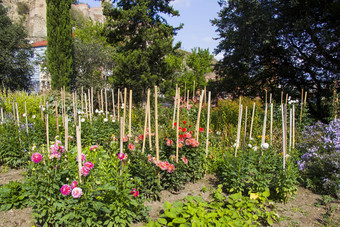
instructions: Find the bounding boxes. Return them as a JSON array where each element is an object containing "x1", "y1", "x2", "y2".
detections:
[
  {"x1": 253, "y1": 146, "x2": 258, "y2": 151},
  {"x1": 104, "y1": 118, "x2": 108, "y2": 122},
  {"x1": 216, "y1": 131, "x2": 221, "y2": 135},
  {"x1": 261, "y1": 143, "x2": 269, "y2": 150},
  {"x1": 32, "y1": 115, "x2": 36, "y2": 119},
  {"x1": 81, "y1": 118, "x2": 85, "y2": 122},
  {"x1": 22, "y1": 113, "x2": 26, "y2": 117},
  {"x1": 112, "y1": 119, "x2": 116, "y2": 123},
  {"x1": 32, "y1": 145, "x2": 36, "y2": 151},
  {"x1": 121, "y1": 104, "x2": 125, "y2": 109},
  {"x1": 250, "y1": 137, "x2": 254, "y2": 141},
  {"x1": 248, "y1": 144, "x2": 252, "y2": 148},
  {"x1": 42, "y1": 107, "x2": 45, "y2": 111},
  {"x1": 95, "y1": 109, "x2": 99, "y2": 113}
]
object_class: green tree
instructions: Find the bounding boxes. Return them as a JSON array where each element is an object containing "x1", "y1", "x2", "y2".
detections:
[
  {"x1": 46, "y1": 0, "x2": 74, "y2": 91},
  {"x1": 186, "y1": 47, "x2": 213, "y2": 88},
  {"x1": 103, "y1": 0, "x2": 182, "y2": 98},
  {"x1": 212, "y1": 0, "x2": 339, "y2": 121},
  {"x1": 0, "y1": 4, "x2": 32, "y2": 92}
]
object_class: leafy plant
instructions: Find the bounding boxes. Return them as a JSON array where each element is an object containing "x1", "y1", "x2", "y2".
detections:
[{"x1": 0, "y1": 181, "x2": 30, "y2": 211}]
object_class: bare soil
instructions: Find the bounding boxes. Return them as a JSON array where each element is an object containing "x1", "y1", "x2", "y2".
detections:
[{"x1": 1, "y1": 167, "x2": 339, "y2": 227}]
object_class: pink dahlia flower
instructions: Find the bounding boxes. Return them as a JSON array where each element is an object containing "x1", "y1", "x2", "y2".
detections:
[
  {"x1": 90, "y1": 145, "x2": 99, "y2": 151},
  {"x1": 71, "y1": 180, "x2": 77, "y2": 189},
  {"x1": 167, "y1": 164, "x2": 175, "y2": 173},
  {"x1": 72, "y1": 187, "x2": 83, "y2": 198},
  {"x1": 181, "y1": 156, "x2": 188, "y2": 164},
  {"x1": 128, "y1": 143, "x2": 135, "y2": 151},
  {"x1": 84, "y1": 161, "x2": 94, "y2": 170},
  {"x1": 61, "y1": 184, "x2": 71, "y2": 196},
  {"x1": 130, "y1": 188, "x2": 139, "y2": 198},
  {"x1": 166, "y1": 139, "x2": 173, "y2": 146},
  {"x1": 81, "y1": 166, "x2": 90, "y2": 176},
  {"x1": 117, "y1": 152, "x2": 127, "y2": 160},
  {"x1": 31, "y1": 152, "x2": 42, "y2": 163}
]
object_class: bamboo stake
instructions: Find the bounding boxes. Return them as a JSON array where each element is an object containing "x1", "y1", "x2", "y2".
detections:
[
  {"x1": 24, "y1": 102, "x2": 29, "y2": 135},
  {"x1": 249, "y1": 102, "x2": 256, "y2": 140},
  {"x1": 261, "y1": 103, "x2": 268, "y2": 146},
  {"x1": 97, "y1": 91, "x2": 100, "y2": 111},
  {"x1": 270, "y1": 103, "x2": 273, "y2": 145},
  {"x1": 85, "y1": 93, "x2": 88, "y2": 119},
  {"x1": 269, "y1": 93, "x2": 272, "y2": 104},
  {"x1": 187, "y1": 90, "x2": 189, "y2": 107},
  {"x1": 15, "y1": 103, "x2": 22, "y2": 145},
  {"x1": 289, "y1": 108, "x2": 292, "y2": 152},
  {"x1": 73, "y1": 92, "x2": 76, "y2": 121},
  {"x1": 235, "y1": 104, "x2": 242, "y2": 157},
  {"x1": 300, "y1": 89, "x2": 304, "y2": 124},
  {"x1": 243, "y1": 106, "x2": 248, "y2": 151},
  {"x1": 75, "y1": 91, "x2": 77, "y2": 121},
  {"x1": 195, "y1": 90, "x2": 205, "y2": 141},
  {"x1": 172, "y1": 88, "x2": 178, "y2": 129},
  {"x1": 282, "y1": 104, "x2": 287, "y2": 170},
  {"x1": 46, "y1": 113, "x2": 49, "y2": 153},
  {"x1": 193, "y1": 81, "x2": 195, "y2": 99},
  {"x1": 112, "y1": 89, "x2": 116, "y2": 120},
  {"x1": 105, "y1": 88, "x2": 108, "y2": 119},
  {"x1": 12, "y1": 102, "x2": 15, "y2": 120},
  {"x1": 265, "y1": 89, "x2": 268, "y2": 104},
  {"x1": 128, "y1": 89, "x2": 132, "y2": 137},
  {"x1": 119, "y1": 117, "x2": 123, "y2": 176},
  {"x1": 176, "y1": 88, "x2": 180, "y2": 163},
  {"x1": 205, "y1": 91, "x2": 211, "y2": 157},
  {"x1": 123, "y1": 88, "x2": 127, "y2": 136},
  {"x1": 292, "y1": 104, "x2": 295, "y2": 149},
  {"x1": 55, "y1": 101, "x2": 59, "y2": 134},
  {"x1": 281, "y1": 90, "x2": 283, "y2": 105},
  {"x1": 1, "y1": 107, "x2": 3, "y2": 123},
  {"x1": 40, "y1": 101, "x2": 43, "y2": 121},
  {"x1": 117, "y1": 88, "x2": 120, "y2": 120},
  {"x1": 155, "y1": 86, "x2": 159, "y2": 162},
  {"x1": 184, "y1": 82, "x2": 186, "y2": 102},
  {"x1": 101, "y1": 89, "x2": 104, "y2": 112},
  {"x1": 142, "y1": 89, "x2": 150, "y2": 154},
  {"x1": 63, "y1": 86, "x2": 66, "y2": 122},
  {"x1": 81, "y1": 87, "x2": 83, "y2": 112},
  {"x1": 61, "y1": 88, "x2": 64, "y2": 126},
  {"x1": 147, "y1": 90, "x2": 152, "y2": 150},
  {"x1": 65, "y1": 115, "x2": 68, "y2": 152},
  {"x1": 76, "y1": 125, "x2": 82, "y2": 183},
  {"x1": 91, "y1": 87, "x2": 94, "y2": 114}
]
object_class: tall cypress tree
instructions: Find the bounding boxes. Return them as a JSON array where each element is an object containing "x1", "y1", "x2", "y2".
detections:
[{"x1": 46, "y1": 0, "x2": 73, "y2": 90}]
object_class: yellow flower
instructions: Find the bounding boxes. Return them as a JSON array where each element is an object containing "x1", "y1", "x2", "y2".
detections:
[{"x1": 250, "y1": 193, "x2": 259, "y2": 200}]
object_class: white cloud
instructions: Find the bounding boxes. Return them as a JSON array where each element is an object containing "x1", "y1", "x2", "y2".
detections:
[{"x1": 172, "y1": 0, "x2": 191, "y2": 7}]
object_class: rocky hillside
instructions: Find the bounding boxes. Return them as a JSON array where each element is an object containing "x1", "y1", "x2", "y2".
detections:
[{"x1": 1, "y1": 0, "x2": 104, "y2": 42}]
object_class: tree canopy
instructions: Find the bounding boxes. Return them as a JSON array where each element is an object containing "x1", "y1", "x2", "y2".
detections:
[
  {"x1": 212, "y1": 0, "x2": 339, "y2": 121},
  {"x1": 0, "y1": 4, "x2": 32, "y2": 92},
  {"x1": 46, "y1": 0, "x2": 74, "y2": 91},
  {"x1": 103, "y1": 0, "x2": 182, "y2": 98}
]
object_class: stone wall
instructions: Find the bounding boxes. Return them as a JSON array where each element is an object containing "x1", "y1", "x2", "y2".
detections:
[{"x1": 1, "y1": 0, "x2": 105, "y2": 42}]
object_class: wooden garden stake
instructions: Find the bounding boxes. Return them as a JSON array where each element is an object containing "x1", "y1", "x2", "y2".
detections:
[
  {"x1": 205, "y1": 91, "x2": 211, "y2": 157},
  {"x1": 75, "y1": 91, "x2": 77, "y2": 121},
  {"x1": 76, "y1": 126, "x2": 82, "y2": 183},
  {"x1": 304, "y1": 91, "x2": 307, "y2": 106},
  {"x1": 292, "y1": 104, "x2": 295, "y2": 149},
  {"x1": 249, "y1": 102, "x2": 255, "y2": 140},
  {"x1": 172, "y1": 87, "x2": 178, "y2": 129},
  {"x1": 269, "y1": 93, "x2": 272, "y2": 104},
  {"x1": 55, "y1": 101, "x2": 59, "y2": 134},
  {"x1": 176, "y1": 88, "x2": 180, "y2": 163},
  {"x1": 46, "y1": 114, "x2": 49, "y2": 154},
  {"x1": 15, "y1": 103, "x2": 20, "y2": 128},
  {"x1": 193, "y1": 80, "x2": 195, "y2": 99},
  {"x1": 105, "y1": 88, "x2": 108, "y2": 119},
  {"x1": 282, "y1": 104, "x2": 287, "y2": 170},
  {"x1": 100, "y1": 89, "x2": 103, "y2": 112},
  {"x1": 265, "y1": 89, "x2": 267, "y2": 104},
  {"x1": 204, "y1": 86, "x2": 207, "y2": 104},
  {"x1": 195, "y1": 90, "x2": 205, "y2": 141},
  {"x1": 24, "y1": 102, "x2": 29, "y2": 135},
  {"x1": 61, "y1": 88, "x2": 64, "y2": 126},
  {"x1": 85, "y1": 93, "x2": 88, "y2": 119},
  {"x1": 65, "y1": 115, "x2": 68, "y2": 152},
  {"x1": 123, "y1": 88, "x2": 127, "y2": 136},
  {"x1": 285, "y1": 93, "x2": 288, "y2": 105},
  {"x1": 91, "y1": 87, "x2": 94, "y2": 114},
  {"x1": 147, "y1": 90, "x2": 152, "y2": 150},
  {"x1": 1, "y1": 107, "x2": 3, "y2": 123},
  {"x1": 117, "y1": 88, "x2": 120, "y2": 120},
  {"x1": 63, "y1": 86, "x2": 66, "y2": 122},
  {"x1": 97, "y1": 91, "x2": 100, "y2": 111},
  {"x1": 73, "y1": 92, "x2": 76, "y2": 121},
  {"x1": 40, "y1": 101, "x2": 44, "y2": 121},
  {"x1": 281, "y1": 90, "x2": 283, "y2": 105},
  {"x1": 184, "y1": 82, "x2": 186, "y2": 101},
  {"x1": 88, "y1": 89, "x2": 92, "y2": 121},
  {"x1": 187, "y1": 90, "x2": 189, "y2": 107},
  {"x1": 142, "y1": 89, "x2": 150, "y2": 154},
  {"x1": 155, "y1": 86, "x2": 159, "y2": 162},
  {"x1": 81, "y1": 87, "x2": 83, "y2": 112},
  {"x1": 12, "y1": 102, "x2": 15, "y2": 120},
  {"x1": 112, "y1": 89, "x2": 116, "y2": 120},
  {"x1": 289, "y1": 108, "x2": 292, "y2": 152},
  {"x1": 235, "y1": 104, "x2": 243, "y2": 157},
  {"x1": 243, "y1": 106, "x2": 248, "y2": 151},
  {"x1": 261, "y1": 103, "x2": 268, "y2": 147},
  {"x1": 270, "y1": 103, "x2": 273, "y2": 145},
  {"x1": 300, "y1": 89, "x2": 304, "y2": 124},
  {"x1": 128, "y1": 89, "x2": 132, "y2": 137}
]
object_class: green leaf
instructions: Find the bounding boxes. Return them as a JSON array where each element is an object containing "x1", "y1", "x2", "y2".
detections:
[
  {"x1": 262, "y1": 190, "x2": 270, "y2": 198},
  {"x1": 157, "y1": 218, "x2": 167, "y2": 225},
  {"x1": 267, "y1": 216, "x2": 274, "y2": 225},
  {"x1": 165, "y1": 210, "x2": 177, "y2": 219},
  {"x1": 1, "y1": 203, "x2": 12, "y2": 211},
  {"x1": 163, "y1": 201, "x2": 172, "y2": 210},
  {"x1": 173, "y1": 218, "x2": 186, "y2": 224}
]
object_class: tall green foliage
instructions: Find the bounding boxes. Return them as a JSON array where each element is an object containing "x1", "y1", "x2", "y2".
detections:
[
  {"x1": 0, "y1": 5, "x2": 32, "y2": 92},
  {"x1": 46, "y1": 0, "x2": 73, "y2": 91},
  {"x1": 103, "y1": 0, "x2": 182, "y2": 98},
  {"x1": 212, "y1": 0, "x2": 339, "y2": 121}
]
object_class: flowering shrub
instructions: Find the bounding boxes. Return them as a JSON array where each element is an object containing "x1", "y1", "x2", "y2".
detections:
[{"x1": 297, "y1": 119, "x2": 340, "y2": 197}]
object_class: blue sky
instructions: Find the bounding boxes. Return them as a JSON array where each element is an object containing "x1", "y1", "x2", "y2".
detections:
[{"x1": 79, "y1": 0, "x2": 223, "y2": 60}]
